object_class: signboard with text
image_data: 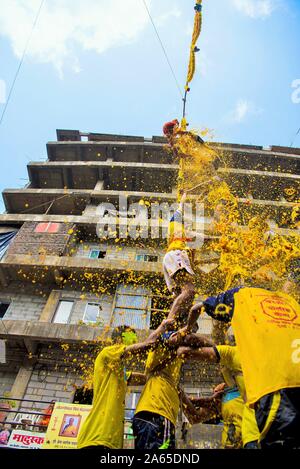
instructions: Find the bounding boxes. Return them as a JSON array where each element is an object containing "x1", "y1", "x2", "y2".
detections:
[
  {"x1": 43, "y1": 402, "x2": 92, "y2": 449},
  {"x1": 8, "y1": 430, "x2": 46, "y2": 449}
]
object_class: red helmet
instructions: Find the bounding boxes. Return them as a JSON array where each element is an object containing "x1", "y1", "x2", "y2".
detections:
[{"x1": 163, "y1": 119, "x2": 179, "y2": 136}]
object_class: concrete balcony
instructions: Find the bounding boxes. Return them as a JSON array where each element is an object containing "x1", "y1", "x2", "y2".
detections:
[
  {"x1": 47, "y1": 139, "x2": 171, "y2": 165},
  {"x1": 0, "y1": 253, "x2": 163, "y2": 287},
  {"x1": 47, "y1": 131, "x2": 300, "y2": 174},
  {"x1": 0, "y1": 212, "x2": 298, "y2": 238},
  {"x1": 27, "y1": 160, "x2": 179, "y2": 192},
  {"x1": 0, "y1": 320, "x2": 104, "y2": 344},
  {"x1": 1, "y1": 188, "x2": 177, "y2": 215},
  {"x1": 26, "y1": 160, "x2": 300, "y2": 201},
  {"x1": 1, "y1": 187, "x2": 297, "y2": 226}
]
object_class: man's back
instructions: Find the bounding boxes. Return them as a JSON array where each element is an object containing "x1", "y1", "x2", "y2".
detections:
[
  {"x1": 77, "y1": 344, "x2": 128, "y2": 449},
  {"x1": 232, "y1": 288, "x2": 300, "y2": 404},
  {"x1": 135, "y1": 344, "x2": 182, "y2": 426}
]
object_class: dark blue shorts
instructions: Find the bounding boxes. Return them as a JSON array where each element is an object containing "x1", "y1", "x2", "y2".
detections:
[{"x1": 132, "y1": 411, "x2": 176, "y2": 450}]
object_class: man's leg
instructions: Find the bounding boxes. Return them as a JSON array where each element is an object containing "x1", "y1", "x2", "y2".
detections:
[
  {"x1": 243, "y1": 441, "x2": 260, "y2": 449},
  {"x1": 256, "y1": 388, "x2": 300, "y2": 449},
  {"x1": 167, "y1": 274, "x2": 195, "y2": 328},
  {"x1": 132, "y1": 412, "x2": 175, "y2": 450}
]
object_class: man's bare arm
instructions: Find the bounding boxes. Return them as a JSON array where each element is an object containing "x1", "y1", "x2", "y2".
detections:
[
  {"x1": 167, "y1": 332, "x2": 214, "y2": 348},
  {"x1": 122, "y1": 318, "x2": 174, "y2": 359},
  {"x1": 177, "y1": 346, "x2": 218, "y2": 363},
  {"x1": 127, "y1": 372, "x2": 146, "y2": 386},
  {"x1": 180, "y1": 389, "x2": 220, "y2": 425}
]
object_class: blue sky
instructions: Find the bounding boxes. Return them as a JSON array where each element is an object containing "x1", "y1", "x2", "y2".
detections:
[{"x1": 0, "y1": 0, "x2": 299, "y2": 212}]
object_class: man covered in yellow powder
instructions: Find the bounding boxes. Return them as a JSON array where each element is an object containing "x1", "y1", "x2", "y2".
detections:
[
  {"x1": 132, "y1": 331, "x2": 214, "y2": 450},
  {"x1": 174, "y1": 269, "x2": 300, "y2": 449},
  {"x1": 163, "y1": 192, "x2": 196, "y2": 328},
  {"x1": 77, "y1": 319, "x2": 174, "y2": 450},
  {"x1": 177, "y1": 338, "x2": 259, "y2": 449}
]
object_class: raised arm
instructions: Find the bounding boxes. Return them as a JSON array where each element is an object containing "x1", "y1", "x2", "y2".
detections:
[
  {"x1": 166, "y1": 303, "x2": 204, "y2": 346},
  {"x1": 177, "y1": 345, "x2": 218, "y2": 363},
  {"x1": 122, "y1": 318, "x2": 175, "y2": 359},
  {"x1": 127, "y1": 372, "x2": 146, "y2": 386},
  {"x1": 180, "y1": 389, "x2": 221, "y2": 425}
]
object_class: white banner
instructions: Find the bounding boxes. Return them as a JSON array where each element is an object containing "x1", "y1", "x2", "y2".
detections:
[{"x1": 7, "y1": 430, "x2": 46, "y2": 449}]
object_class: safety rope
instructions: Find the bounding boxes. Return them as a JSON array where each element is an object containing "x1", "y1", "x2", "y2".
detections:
[
  {"x1": 182, "y1": 0, "x2": 203, "y2": 126},
  {"x1": 178, "y1": 1, "x2": 204, "y2": 200}
]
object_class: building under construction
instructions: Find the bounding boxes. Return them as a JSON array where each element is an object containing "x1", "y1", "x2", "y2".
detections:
[{"x1": 0, "y1": 129, "x2": 299, "y2": 447}]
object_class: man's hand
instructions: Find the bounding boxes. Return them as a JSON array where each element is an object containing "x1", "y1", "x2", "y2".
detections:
[
  {"x1": 180, "y1": 193, "x2": 187, "y2": 205},
  {"x1": 160, "y1": 318, "x2": 176, "y2": 332},
  {"x1": 167, "y1": 326, "x2": 191, "y2": 347},
  {"x1": 213, "y1": 382, "x2": 226, "y2": 394},
  {"x1": 146, "y1": 318, "x2": 175, "y2": 345},
  {"x1": 212, "y1": 383, "x2": 226, "y2": 400}
]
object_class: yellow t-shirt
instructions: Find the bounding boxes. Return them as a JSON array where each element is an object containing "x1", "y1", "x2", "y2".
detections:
[
  {"x1": 77, "y1": 344, "x2": 128, "y2": 449},
  {"x1": 135, "y1": 345, "x2": 182, "y2": 426},
  {"x1": 232, "y1": 288, "x2": 300, "y2": 405},
  {"x1": 221, "y1": 393, "x2": 244, "y2": 449},
  {"x1": 242, "y1": 404, "x2": 260, "y2": 446},
  {"x1": 217, "y1": 345, "x2": 259, "y2": 446},
  {"x1": 167, "y1": 210, "x2": 188, "y2": 252},
  {"x1": 216, "y1": 345, "x2": 246, "y2": 400}
]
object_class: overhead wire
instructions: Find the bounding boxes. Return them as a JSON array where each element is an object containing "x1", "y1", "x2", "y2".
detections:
[
  {"x1": 290, "y1": 126, "x2": 300, "y2": 148},
  {"x1": 0, "y1": 0, "x2": 46, "y2": 128},
  {"x1": 141, "y1": 0, "x2": 183, "y2": 100}
]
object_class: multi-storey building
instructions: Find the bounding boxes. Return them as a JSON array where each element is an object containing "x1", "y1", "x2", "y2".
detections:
[{"x1": 0, "y1": 129, "x2": 299, "y2": 448}]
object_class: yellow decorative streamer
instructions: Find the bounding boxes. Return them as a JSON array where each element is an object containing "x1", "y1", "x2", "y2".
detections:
[{"x1": 185, "y1": 0, "x2": 203, "y2": 87}]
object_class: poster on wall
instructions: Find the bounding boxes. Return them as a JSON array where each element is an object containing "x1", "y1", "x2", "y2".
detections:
[
  {"x1": 43, "y1": 402, "x2": 92, "y2": 449},
  {"x1": 0, "y1": 425, "x2": 12, "y2": 448},
  {"x1": 8, "y1": 430, "x2": 46, "y2": 449}
]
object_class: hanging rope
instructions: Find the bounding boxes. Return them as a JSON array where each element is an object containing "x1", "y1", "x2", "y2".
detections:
[
  {"x1": 0, "y1": 0, "x2": 45, "y2": 129},
  {"x1": 182, "y1": 0, "x2": 203, "y2": 126}
]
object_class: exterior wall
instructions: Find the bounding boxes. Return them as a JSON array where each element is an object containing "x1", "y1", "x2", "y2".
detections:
[
  {"x1": 0, "y1": 290, "x2": 47, "y2": 321},
  {"x1": 0, "y1": 369, "x2": 18, "y2": 395},
  {"x1": 57, "y1": 290, "x2": 114, "y2": 326},
  {"x1": 6, "y1": 221, "x2": 75, "y2": 257},
  {"x1": 0, "y1": 287, "x2": 114, "y2": 325},
  {"x1": 74, "y1": 242, "x2": 164, "y2": 263},
  {"x1": 23, "y1": 368, "x2": 83, "y2": 410}
]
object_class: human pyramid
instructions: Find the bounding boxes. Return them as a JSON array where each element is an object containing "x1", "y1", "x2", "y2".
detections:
[{"x1": 77, "y1": 120, "x2": 300, "y2": 451}]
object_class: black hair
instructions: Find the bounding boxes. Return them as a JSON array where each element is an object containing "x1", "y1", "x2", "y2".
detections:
[{"x1": 111, "y1": 325, "x2": 136, "y2": 343}]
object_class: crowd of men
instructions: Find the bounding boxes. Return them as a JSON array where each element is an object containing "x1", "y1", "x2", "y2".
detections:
[{"x1": 77, "y1": 122, "x2": 300, "y2": 450}]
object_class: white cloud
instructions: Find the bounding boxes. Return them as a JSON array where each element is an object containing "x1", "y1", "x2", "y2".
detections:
[
  {"x1": 226, "y1": 99, "x2": 263, "y2": 123},
  {"x1": 231, "y1": 0, "x2": 277, "y2": 18},
  {"x1": 0, "y1": 0, "x2": 179, "y2": 77},
  {"x1": 155, "y1": 6, "x2": 181, "y2": 27}
]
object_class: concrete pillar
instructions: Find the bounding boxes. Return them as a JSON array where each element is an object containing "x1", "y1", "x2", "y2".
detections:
[
  {"x1": 10, "y1": 366, "x2": 33, "y2": 411},
  {"x1": 39, "y1": 291, "x2": 60, "y2": 322}
]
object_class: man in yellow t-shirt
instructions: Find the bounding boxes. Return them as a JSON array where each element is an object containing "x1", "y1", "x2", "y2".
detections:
[
  {"x1": 162, "y1": 192, "x2": 195, "y2": 327},
  {"x1": 177, "y1": 344, "x2": 260, "y2": 449},
  {"x1": 133, "y1": 341, "x2": 183, "y2": 450},
  {"x1": 176, "y1": 283, "x2": 300, "y2": 449},
  {"x1": 77, "y1": 319, "x2": 173, "y2": 450}
]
